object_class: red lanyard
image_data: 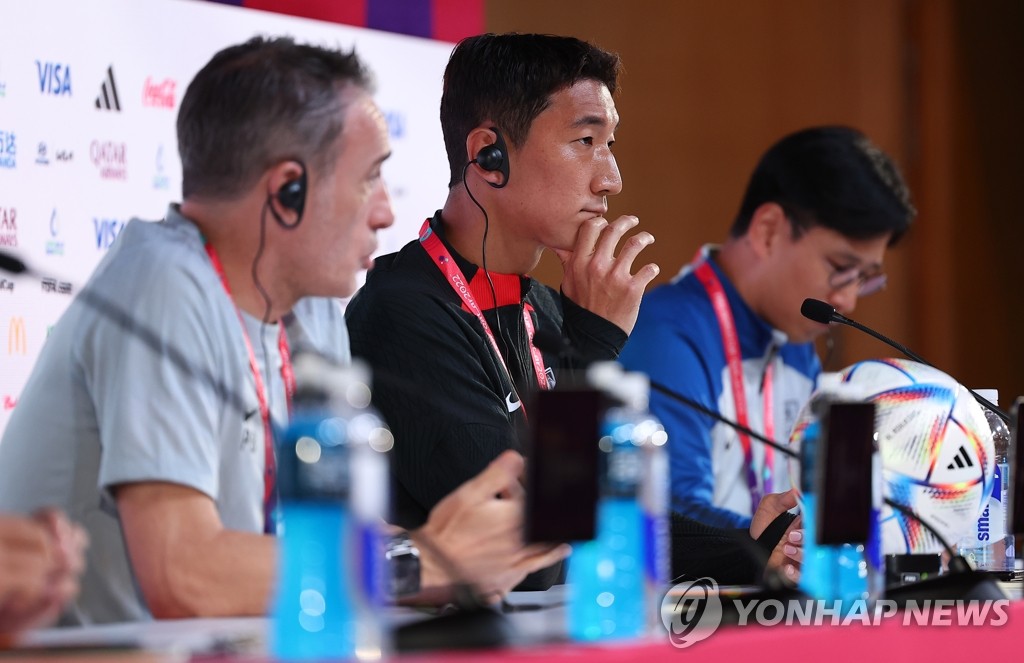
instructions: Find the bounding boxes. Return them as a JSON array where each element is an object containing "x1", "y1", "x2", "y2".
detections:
[
  {"x1": 693, "y1": 256, "x2": 774, "y2": 514},
  {"x1": 204, "y1": 242, "x2": 294, "y2": 532},
  {"x1": 418, "y1": 220, "x2": 549, "y2": 417}
]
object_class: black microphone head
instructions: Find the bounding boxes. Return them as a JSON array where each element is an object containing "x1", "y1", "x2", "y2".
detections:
[
  {"x1": 531, "y1": 326, "x2": 570, "y2": 357},
  {"x1": 801, "y1": 298, "x2": 836, "y2": 324},
  {"x1": 0, "y1": 250, "x2": 28, "y2": 275}
]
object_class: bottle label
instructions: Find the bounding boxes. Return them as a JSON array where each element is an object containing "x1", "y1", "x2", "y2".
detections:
[
  {"x1": 602, "y1": 441, "x2": 643, "y2": 496},
  {"x1": 867, "y1": 452, "x2": 883, "y2": 576},
  {"x1": 977, "y1": 463, "x2": 1007, "y2": 542},
  {"x1": 641, "y1": 445, "x2": 669, "y2": 588}
]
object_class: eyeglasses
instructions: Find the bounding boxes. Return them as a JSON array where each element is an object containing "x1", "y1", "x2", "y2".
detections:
[{"x1": 827, "y1": 259, "x2": 887, "y2": 297}]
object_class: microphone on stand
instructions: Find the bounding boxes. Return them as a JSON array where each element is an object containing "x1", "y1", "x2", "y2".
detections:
[
  {"x1": 801, "y1": 301, "x2": 1017, "y2": 595},
  {"x1": 800, "y1": 298, "x2": 1010, "y2": 423},
  {"x1": 0, "y1": 250, "x2": 28, "y2": 275}
]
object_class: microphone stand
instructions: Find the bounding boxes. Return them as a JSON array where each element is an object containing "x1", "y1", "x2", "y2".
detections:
[{"x1": 802, "y1": 299, "x2": 1010, "y2": 423}]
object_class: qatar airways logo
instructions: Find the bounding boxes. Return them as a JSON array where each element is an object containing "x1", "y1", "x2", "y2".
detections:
[
  {"x1": 90, "y1": 140, "x2": 127, "y2": 180},
  {"x1": 0, "y1": 206, "x2": 16, "y2": 248},
  {"x1": 142, "y1": 76, "x2": 176, "y2": 108}
]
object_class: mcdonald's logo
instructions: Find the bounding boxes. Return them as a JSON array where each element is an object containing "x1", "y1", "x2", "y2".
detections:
[{"x1": 7, "y1": 316, "x2": 26, "y2": 355}]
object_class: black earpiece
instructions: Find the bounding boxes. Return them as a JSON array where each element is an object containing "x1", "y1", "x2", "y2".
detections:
[
  {"x1": 271, "y1": 160, "x2": 307, "y2": 229},
  {"x1": 473, "y1": 128, "x2": 509, "y2": 189}
]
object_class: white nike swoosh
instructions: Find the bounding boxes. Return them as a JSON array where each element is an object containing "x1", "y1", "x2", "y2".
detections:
[{"x1": 505, "y1": 392, "x2": 521, "y2": 413}]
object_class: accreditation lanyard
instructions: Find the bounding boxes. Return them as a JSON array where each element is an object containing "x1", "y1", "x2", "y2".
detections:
[
  {"x1": 204, "y1": 242, "x2": 295, "y2": 533},
  {"x1": 693, "y1": 258, "x2": 774, "y2": 514},
  {"x1": 418, "y1": 220, "x2": 549, "y2": 417}
]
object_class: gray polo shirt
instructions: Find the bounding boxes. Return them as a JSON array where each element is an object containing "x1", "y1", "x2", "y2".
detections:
[{"x1": 0, "y1": 206, "x2": 349, "y2": 624}]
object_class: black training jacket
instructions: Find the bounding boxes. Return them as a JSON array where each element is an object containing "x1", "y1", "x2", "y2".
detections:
[{"x1": 346, "y1": 212, "x2": 627, "y2": 531}]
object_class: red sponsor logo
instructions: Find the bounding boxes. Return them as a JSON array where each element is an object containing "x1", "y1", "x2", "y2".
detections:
[{"x1": 142, "y1": 76, "x2": 176, "y2": 108}]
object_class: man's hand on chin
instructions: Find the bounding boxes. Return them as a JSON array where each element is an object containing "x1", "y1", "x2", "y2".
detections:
[{"x1": 552, "y1": 215, "x2": 659, "y2": 334}]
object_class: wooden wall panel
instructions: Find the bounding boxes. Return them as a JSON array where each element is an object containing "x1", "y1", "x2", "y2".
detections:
[
  {"x1": 487, "y1": 0, "x2": 913, "y2": 373},
  {"x1": 912, "y1": 0, "x2": 1024, "y2": 401}
]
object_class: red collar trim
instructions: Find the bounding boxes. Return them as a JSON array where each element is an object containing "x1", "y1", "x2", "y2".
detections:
[{"x1": 468, "y1": 269, "x2": 522, "y2": 310}]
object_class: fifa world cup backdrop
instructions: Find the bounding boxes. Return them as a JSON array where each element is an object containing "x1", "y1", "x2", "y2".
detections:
[{"x1": 0, "y1": 0, "x2": 453, "y2": 438}]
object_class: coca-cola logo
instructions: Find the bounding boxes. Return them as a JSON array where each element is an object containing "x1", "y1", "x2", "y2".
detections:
[{"x1": 142, "y1": 76, "x2": 176, "y2": 108}]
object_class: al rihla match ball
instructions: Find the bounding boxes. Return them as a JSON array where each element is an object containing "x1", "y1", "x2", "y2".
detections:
[{"x1": 788, "y1": 358, "x2": 994, "y2": 554}]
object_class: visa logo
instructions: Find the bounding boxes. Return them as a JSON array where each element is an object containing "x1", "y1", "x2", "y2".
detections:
[
  {"x1": 92, "y1": 217, "x2": 125, "y2": 250},
  {"x1": 36, "y1": 61, "x2": 72, "y2": 96}
]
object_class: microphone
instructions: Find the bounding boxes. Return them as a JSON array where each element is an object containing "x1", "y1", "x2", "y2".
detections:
[
  {"x1": 0, "y1": 250, "x2": 28, "y2": 275},
  {"x1": 801, "y1": 298, "x2": 1010, "y2": 423}
]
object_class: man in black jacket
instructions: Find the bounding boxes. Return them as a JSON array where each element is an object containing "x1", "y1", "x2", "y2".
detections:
[
  {"x1": 347, "y1": 33, "x2": 658, "y2": 534},
  {"x1": 347, "y1": 33, "x2": 800, "y2": 588}
]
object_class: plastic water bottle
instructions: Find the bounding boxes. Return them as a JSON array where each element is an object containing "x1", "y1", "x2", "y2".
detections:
[
  {"x1": 567, "y1": 363, "x2": 668, "y2": 641},
  {"x1": 272, "y1": 355, "x2": 391, "y2": 661},
  {"x1": 798, "y1": 374, "x2": 878, "y2": 602},
  {"x1": 958, "y1": 389, "x2": 1014, "y2": 573}
]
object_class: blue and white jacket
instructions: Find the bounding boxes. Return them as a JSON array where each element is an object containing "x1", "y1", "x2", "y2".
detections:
[{"x1": 620, "y1": 245, "x2": 820, "y2": 529}]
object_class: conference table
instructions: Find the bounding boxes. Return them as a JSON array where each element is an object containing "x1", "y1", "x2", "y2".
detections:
[{"x1": 11, "y1": 582, "x2": 1024, "y2": 661}]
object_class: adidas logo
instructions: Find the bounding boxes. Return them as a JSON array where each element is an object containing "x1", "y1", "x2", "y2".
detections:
[
  {"x1": 947, "y1": 445, "x2": 975, "y2": 471},
  {"x1": 95, "y1": 65, "x2": 121, "y2": 111}
]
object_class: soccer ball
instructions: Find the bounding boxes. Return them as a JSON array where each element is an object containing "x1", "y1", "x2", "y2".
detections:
[{"x1": 788, "y1": 358, "x2": 994, "y2": 554}]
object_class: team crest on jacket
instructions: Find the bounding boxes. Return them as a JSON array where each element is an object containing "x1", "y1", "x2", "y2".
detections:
[{"x1": 545, "y1": 366, "x2": 556, "y2": 389}]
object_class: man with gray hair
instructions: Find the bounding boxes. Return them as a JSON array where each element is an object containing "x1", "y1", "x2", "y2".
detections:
[{"x1": 0, "y1": 37, "x2": 566, "y2": 624}]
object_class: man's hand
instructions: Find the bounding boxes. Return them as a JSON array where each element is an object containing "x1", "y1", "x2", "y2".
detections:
[
  {"x1": 412, "y1": 451, "x2": 571, "y2": 605},
  {"x1": 0, "y1": 510, "x2": 88, "y2": 638},
  {"x1": 765, "y1": 519, "x2": 803, "y2": 583},
  {"x1": 552, "y1": 215, "x2": 659, "y2": 335},
  {"x1": 751, "y1": 489, "x2": 802, "y2": 582}
]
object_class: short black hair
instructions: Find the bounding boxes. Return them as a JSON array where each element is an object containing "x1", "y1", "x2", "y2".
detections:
[
  {"x1": 440, "y1": 32, "x2": 621, "y2": 187},
  {"x1": 731, "y1": 126, "x2": 915, "y2": 244},
  {"x1": 178, "y1": 36, "x2": 374, "y2": 199}
]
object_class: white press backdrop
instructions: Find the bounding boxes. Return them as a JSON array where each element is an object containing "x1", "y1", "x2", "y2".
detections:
[{"x1": 0, "y1": 0, "x2": 453, "y2": 437}]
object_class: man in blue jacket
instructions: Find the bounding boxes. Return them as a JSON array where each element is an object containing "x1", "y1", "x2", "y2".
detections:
[{"x1": 621, "y1": 126, "x2": 915, "y2": 529}]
